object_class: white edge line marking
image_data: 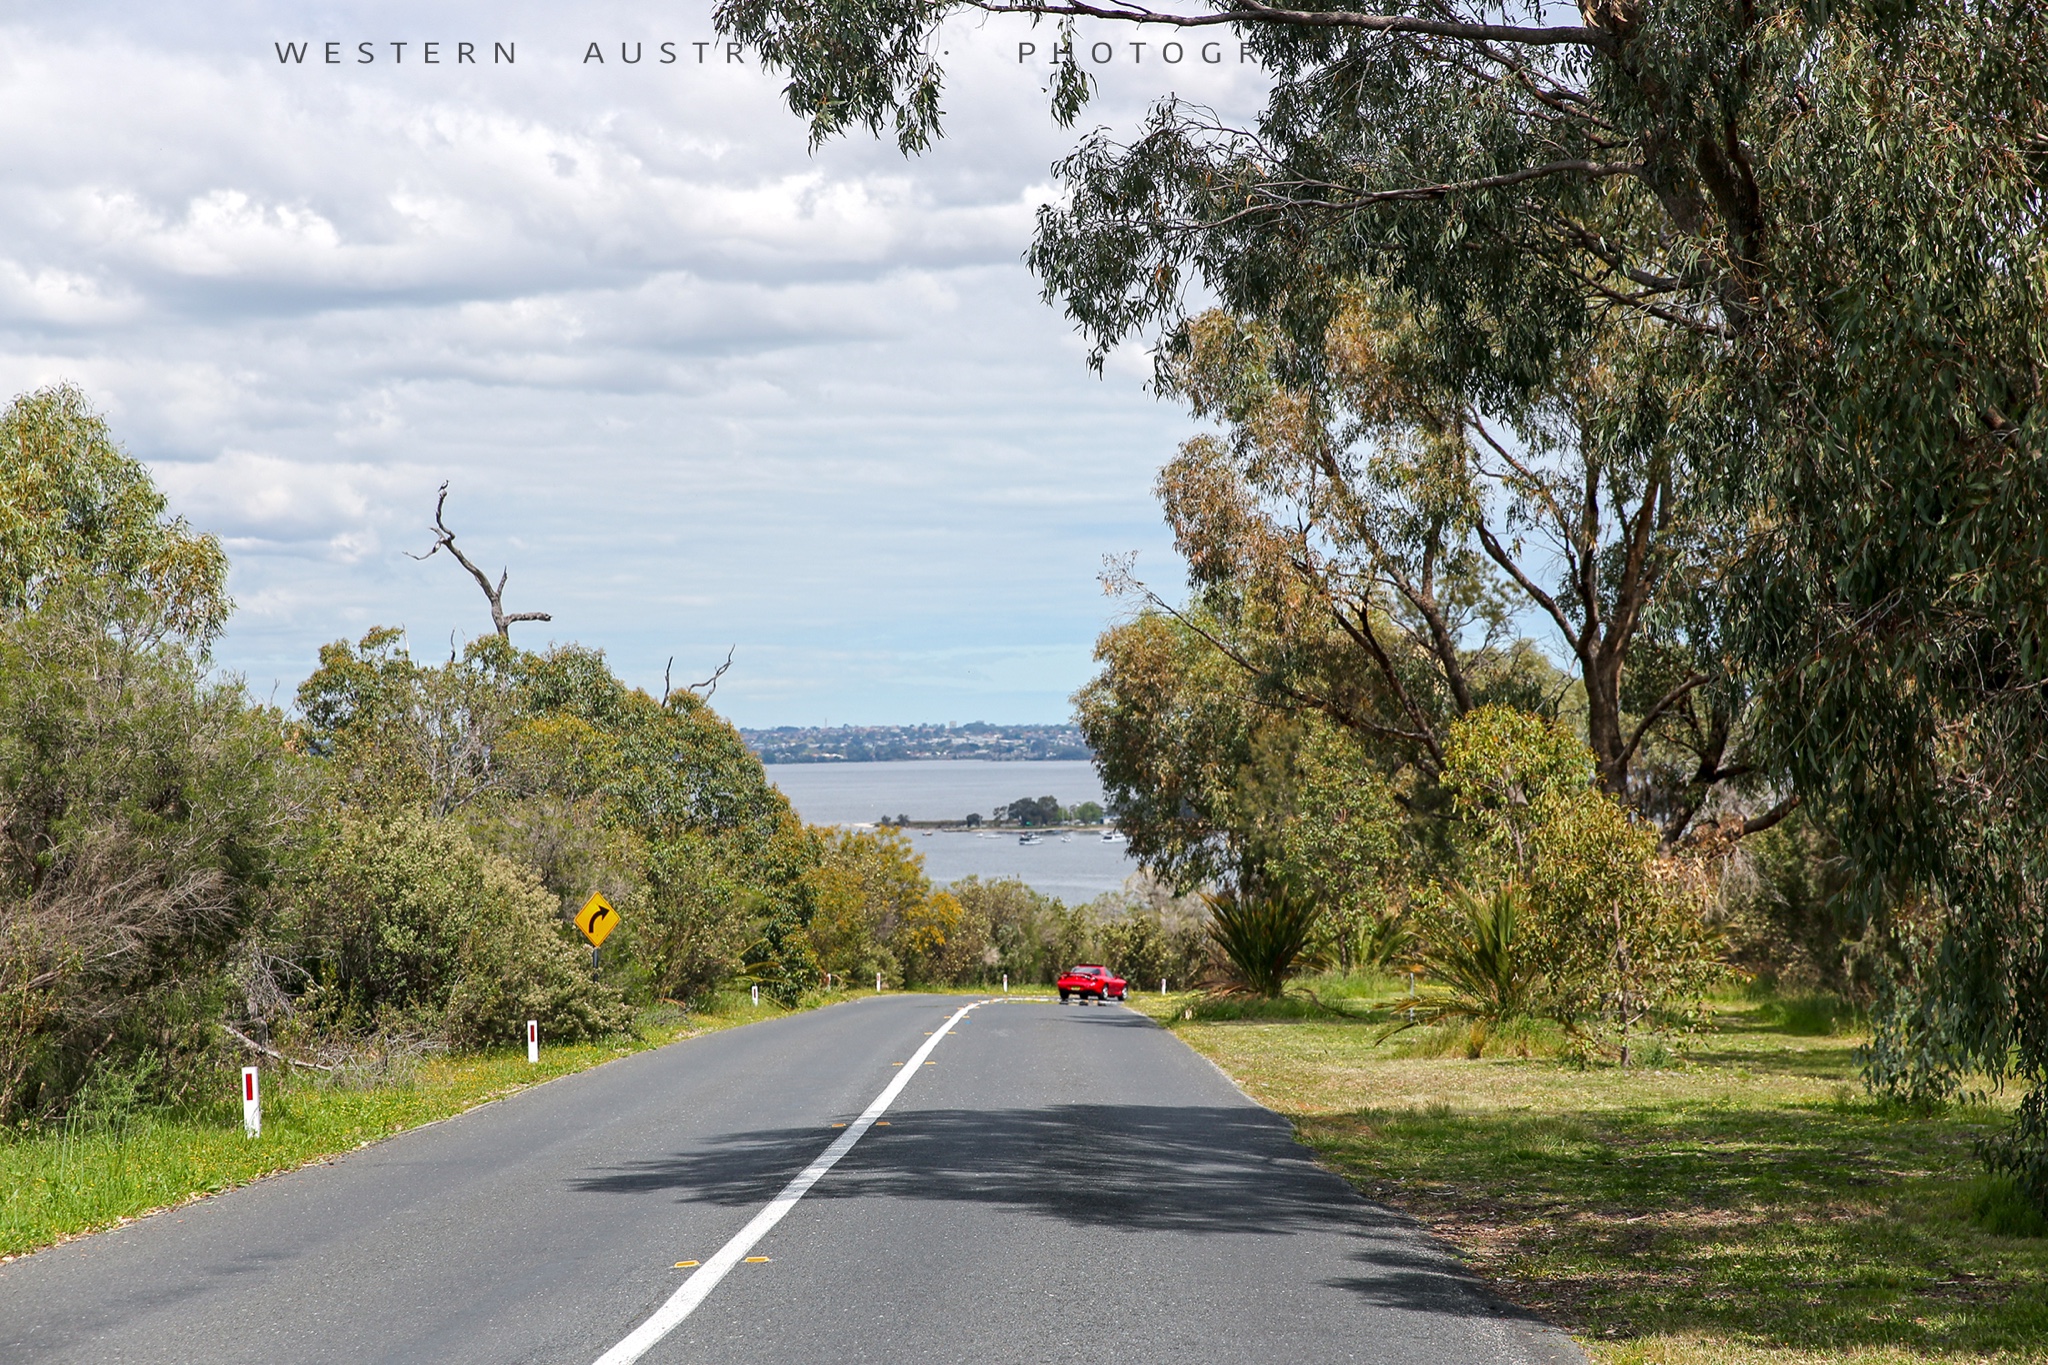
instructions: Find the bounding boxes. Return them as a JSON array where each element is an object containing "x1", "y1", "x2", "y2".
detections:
[{"x1": 590, "y1": 1000, "x2": 984, "y2": 1365}]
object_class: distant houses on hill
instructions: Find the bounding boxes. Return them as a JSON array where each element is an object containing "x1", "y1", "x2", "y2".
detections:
[{"x1": 738, "y1": 722, "x2": 1092, "y2": 763}]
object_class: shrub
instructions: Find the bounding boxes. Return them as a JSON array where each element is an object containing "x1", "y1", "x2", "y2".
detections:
[
  {"x1": 281, "y1": 808, "x2": 627, "y2": 1045},
  {"x1": 0, "y1": 600, "x2": 287, "y2": 1123},
  {"x1": 1443, "y1": 708, "x2": 1726, "y2": 1064},
  {"x1": 1204, "y1": 884, "x2": 1320, "y2": 998},
  {"x1": 1398, "y1": 882, "x2": 1542, "y2": 1034}
]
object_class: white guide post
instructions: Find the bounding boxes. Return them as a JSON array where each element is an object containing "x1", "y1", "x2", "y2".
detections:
[
  {"x1": 527, "y1": 1019, "x2": 539, "y2": 1065},
  {"x1": 1161, "y1": 978, "x2": 1167, "y2": 995},
  {"x1": 1002, "y1": 973, "x2": 1008, "y2": 993},
  {"x1": 875, "y1": 972, "x2": 883, "y2": 993},
  {"x1": 751, "y1": 985, "x2": 760, "y2": 1006},
  {"x1": 241, "y1": 1066, "x2": 260, "y2": 1138}
]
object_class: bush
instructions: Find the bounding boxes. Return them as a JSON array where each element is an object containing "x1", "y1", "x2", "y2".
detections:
[
  {"x1": 951, "y1": 876, "x2": 1063, "y2": 983},
  {"x1": 0, "y1": 599, "x2": 286, "y2": 1124},
  {"x1": 1443, "y1": 708, "x2": 1725, "y2": 1064},
  {"x1": 1204, "y1": 884, "x2": 1320, "y2": 998},
  {"x1": 1401, "y1": 882, "x2": 1542, "y2": 1033},
  {"x1": 281, "y1": 808, "x2": 627, "y2": 1045}
]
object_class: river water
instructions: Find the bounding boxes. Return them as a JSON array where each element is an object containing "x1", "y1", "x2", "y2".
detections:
[{"x1": 765, "y1": 759, "x2": 1140, "y2": 904}]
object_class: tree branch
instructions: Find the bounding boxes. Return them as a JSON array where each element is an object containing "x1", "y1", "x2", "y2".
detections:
[
  {"x1": 409, "y1": 482, "x2": 552, "y2": 640},
  {"x1": 689, "y1": 646, "x2": 737, "y2": 701},
  {"x1": 1620, "y1": 670, "x2": 1710, "y2": 770},
  {"x1": 1324, "y1": 159, "x2": 1641, "y2": 209},
  {"x1": 1145, "y1": 588, "x2": 1441, "y2": 758},
  {"x1": 222, "y1": 1021, "x2": 337, "y2": 1073},
  {"x1": 1740, "y1": 793, "x2": 1799, "y2": 837},
  {"x1": 967, "y1": 0, "x2": 1616, "y2": 50}
]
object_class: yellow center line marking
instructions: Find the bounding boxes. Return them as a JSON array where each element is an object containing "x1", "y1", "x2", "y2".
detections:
[
  {"x1": 744, "y1": 1257, "x2": 771, "y2": 1263},
  {"x1": 673, "y1": 1261, "x2": 698, "y2": 1268}
]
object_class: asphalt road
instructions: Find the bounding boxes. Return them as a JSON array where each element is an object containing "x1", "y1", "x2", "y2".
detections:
[{"x1": 0, "y1": 995, "x2": 1583, "y2": 1363}]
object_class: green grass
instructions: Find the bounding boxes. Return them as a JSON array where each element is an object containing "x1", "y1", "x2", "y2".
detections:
[
  {"x1": 1128, "y1": 986, "x2": 2048, "y2": 1365},
  {"x1": 0, "y1": 991, "x2": 820, "y2": 1260}
]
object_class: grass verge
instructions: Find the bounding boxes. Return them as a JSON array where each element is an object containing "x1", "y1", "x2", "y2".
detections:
[
  {"x1": 1129, "y1": 983, "x2": 2048, "y2": 1365},
  {"x1": 0, "y1": 990, "x2": 833, "y2": 1260}
]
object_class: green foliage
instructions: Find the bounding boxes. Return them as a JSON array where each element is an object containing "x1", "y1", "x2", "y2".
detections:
[
  {"x1": 1204, "y1": 884, "x2": 1320, "y2": 999},
  {"x1": 0, "y1": 386, "x2": 825, "y2": 1129},
  {"x1": 996, "y1": 795, "x2": 1060, "y2": 827},
  {"x1": 0, "y1": 591, "x2": 286, "y2": 1125},
  {"x1": 803, "y1": 828, "x2": 989, "y2": 988},
  {"x1": 1443, "y1": 708, "x2": 1725, "y2": 1062},
  {"x1": 1075, "y1": 611, "x2": 1409, "y2": 924},
  {"x1": 291, "y1": 629, "x2": 817, "y2": 1010},
  {"x1": 949, "y1": 875, "x2": 1061, "y2": 984},
  {"x1": 1717, "y1": 811, "x2": 1865, "y2": 996},
  {"x1": 1074, "y1": 610, "x2": 1257, "y2": 889},
  {"x1": 284, "y1": 809, "x2": 627, "y2": 1046},
  {"x1": 1401, "y1": 882, "x2": 1542, "y2": 1034},
  {"x1": 0, "y1": 383, "x2": 229, "y2": 645},
  {"x1": 1441, "y1": 706, "x2": 1596, "y2": 859},
  {"x1": 724, "y1": 0, "x2": 2048, "y2": 1211},
  {"x1": 1148, "y1": 303, "x2": 1748, "y2": 840}
]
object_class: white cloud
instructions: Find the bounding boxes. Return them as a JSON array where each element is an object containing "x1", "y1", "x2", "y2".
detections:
[{"x1": 0, "y1": 0, "x2": 1270, "y2": 722}]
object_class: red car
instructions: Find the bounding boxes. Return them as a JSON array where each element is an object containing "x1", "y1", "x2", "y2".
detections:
[{"x1": 1057, "y1": 964, "x2": 1127, "y2": 1004}]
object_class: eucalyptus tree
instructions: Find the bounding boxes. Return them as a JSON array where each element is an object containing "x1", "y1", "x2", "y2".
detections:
[
  {"x1": 1146, "y1": 299, "x2": 1770, "y2": 845},
  {"x1": 720, "y1": 0, "x2": 2048, "y2": 1206},
  {"x1": 0, "y1": 383, "x2": 228, "y2": 644}
]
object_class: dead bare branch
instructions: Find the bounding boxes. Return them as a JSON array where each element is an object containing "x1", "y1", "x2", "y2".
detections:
[
  {"x1": 409, "y1": 482, "x2": 553, "y2": 640},
  {"x1": 221, "y1": 1021, "x2": 337, "y2": 1073},
  {"x1": 689, "y1": 646, "x2": 736, "y2": 700}
]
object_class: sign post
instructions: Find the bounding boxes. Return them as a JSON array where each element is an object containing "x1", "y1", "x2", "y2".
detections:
[
  {"x1": 242, "y1": 1066, "x2": 260, "y2": 1138},
  {"x1": 576, "y1": 892, "x2": 620, "y2": 969},
  {"x1": 527, "y1": 1019, "x2": 539, "y2": 1065}
]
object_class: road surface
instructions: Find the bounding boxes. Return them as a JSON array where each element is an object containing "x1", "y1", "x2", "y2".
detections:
[{"x1": 0, "y1": 995, "x2": 1582, "y2": 1363}]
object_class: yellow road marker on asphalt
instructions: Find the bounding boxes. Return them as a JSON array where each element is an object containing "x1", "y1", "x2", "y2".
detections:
[
  {"x1": 744, "y1": 1257, "x2": 771, "y2": 1264},
  {"x1": 674, "y1": 1262, "x2": 698, "y2": 1269}
]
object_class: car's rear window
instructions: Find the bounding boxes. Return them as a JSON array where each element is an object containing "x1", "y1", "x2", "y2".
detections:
[{"x1": 1071, "y1": 965, "x2": 1104, "y2": 975}]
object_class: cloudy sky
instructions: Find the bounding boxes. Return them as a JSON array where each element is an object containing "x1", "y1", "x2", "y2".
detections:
[{"x1": 0, "y1": 1, "x2": 1270, "y2": 725}]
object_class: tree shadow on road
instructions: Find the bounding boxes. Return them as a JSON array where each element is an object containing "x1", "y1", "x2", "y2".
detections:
[{"x1": 566, "y1": 1101, "x2": 1544, "y2": 1327}]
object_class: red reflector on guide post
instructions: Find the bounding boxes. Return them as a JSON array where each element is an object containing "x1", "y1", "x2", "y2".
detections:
[{"x1": 245, "y1": 1073, "x2": 254, "y2": 1101}]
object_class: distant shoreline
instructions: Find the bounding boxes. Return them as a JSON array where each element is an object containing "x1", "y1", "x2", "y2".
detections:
[
  {"x1": 740, "y1": 724, "x2": 1092, "y2": 765},
  {"x1": 848, "y1": 820, "x2": 1116, "y2": 833}
]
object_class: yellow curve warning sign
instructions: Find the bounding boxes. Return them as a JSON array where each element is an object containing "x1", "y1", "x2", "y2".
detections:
[{"x1": 576, "y1": 892, "x2": 619, "y2": 948}]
